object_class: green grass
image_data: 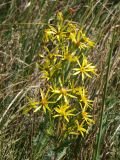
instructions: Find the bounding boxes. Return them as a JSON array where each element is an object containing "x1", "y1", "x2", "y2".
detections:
[{"x1": 0, "y1": 0, "x2": 120, "y2": 160}]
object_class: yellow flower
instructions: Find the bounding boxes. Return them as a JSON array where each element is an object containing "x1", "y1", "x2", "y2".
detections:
[
  {"x1": 63, "y1": 53, "x2": 78, "y2": 62},
  {"x1": 34, "y1": 89, "x2": 51, "y2": 113},
  {"x1": 69, "y1": 29, "x2": 87, "y2": 50},
  {"x1": 78, "y1": 87, "x2": 93, "y2": 109},
  {"x1": 73, "y1": 55, "x2": 96, "y2": 81},
  {"x1": 45, "y1": 26, "x2": 67, "y2": 42},
  {"x1": 53, "y1": 104, "x2": 75, "y2": 122},
  {"x1": 51, "y1": 87, "x2": 75, "y2": 103},
  {"x1": 23, "y1": 98, "x2": 39, "y2": 114},
  {"x1": 82, "y1": 111, "x2": 94, "y2": 125},
  {"x1": 62, "y1": 46, "x2": 78, "y2": 62},
  {"x1": 69, "y1": 27, "x2": 94, "y2": 49},
  {"x1": 82, "y1": 33, "x2": 95, "y2": 47},
  {"x1": 51, "y1": 78, "x2": 76, "y2": 103},
  {"x1": 70, "y1": 120, "x2": 87, "y2": 137},
  {"x1": 44, "y1": 12, "x2": 66, "y2": 42},
  {"x1": 76, "y1": 120, "x2": 87, "y2": 137}
]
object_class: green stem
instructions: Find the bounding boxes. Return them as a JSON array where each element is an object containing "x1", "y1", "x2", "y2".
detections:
[{"x1": 93, "y1": 31, "x2": 116, "y2": 160}]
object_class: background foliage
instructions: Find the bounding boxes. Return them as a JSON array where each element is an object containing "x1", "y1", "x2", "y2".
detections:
[{"x1": 0, "y1": 0, "x2": 120, "y2": 160}]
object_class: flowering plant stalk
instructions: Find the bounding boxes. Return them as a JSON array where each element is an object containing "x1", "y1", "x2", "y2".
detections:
[{"x1": 24, "y1": 12, "x2": 96, "y2": 143}]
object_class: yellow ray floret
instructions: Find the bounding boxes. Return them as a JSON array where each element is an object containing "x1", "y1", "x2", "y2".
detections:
[{"x1": 73, "y1": 55, "x2": 96, "y2": 81}]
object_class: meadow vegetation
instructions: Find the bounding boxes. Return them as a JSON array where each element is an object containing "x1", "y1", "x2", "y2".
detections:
[{"x1": 0, "y1": 0, "x2": 120, "y2": 160}]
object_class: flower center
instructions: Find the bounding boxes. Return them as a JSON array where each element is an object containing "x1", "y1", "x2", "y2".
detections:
[
  {"x1": 76, "y1": 41, "x2": 80, "y2": 47},
  {"x1": 82, "y1": 111, "x2": 87, "y2": 117},
  {"x1": 41, "y1": 98, "x2": 47, "y2": 106},
  {"x1": 60, "y1": 88, "x2": 67, "y2": 95},
  {"x1": 80, "y1": 66, "x2": 85, "y2": 73}
]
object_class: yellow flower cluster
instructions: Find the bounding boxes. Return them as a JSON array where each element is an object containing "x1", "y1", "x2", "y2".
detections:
[{"x1": 24, "y1": 12, "x2": 96, "y2": 138}]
